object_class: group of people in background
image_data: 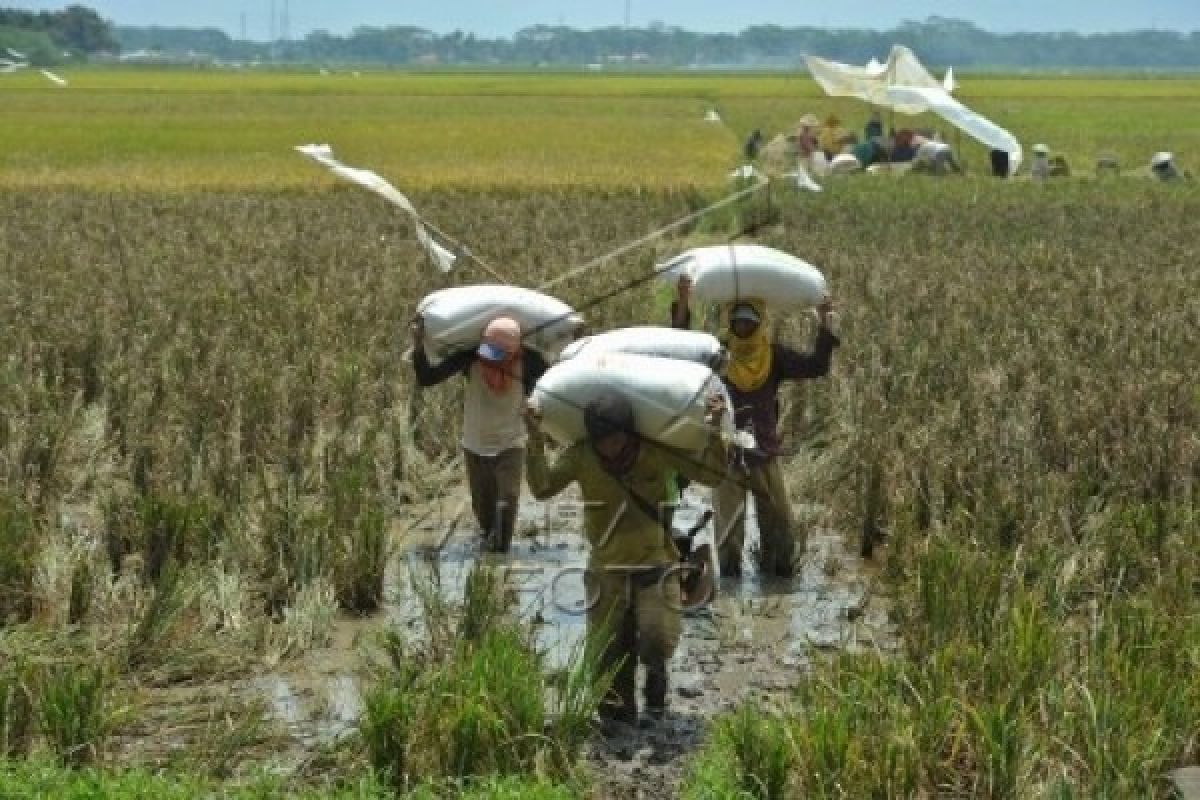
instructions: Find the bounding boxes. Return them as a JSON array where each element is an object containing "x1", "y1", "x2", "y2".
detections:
[
  {"x1": 747, "y1": 110, "x2": 964, "y2": 176},
  {"x1": 1011, "y1": 146, "x2": 1187, "y2": 181},
  {"x1": 747, "y1": 111, "x2": 1188, "y2": 181},
  {"x1": 411, "y1": 283, "x2": 838, "y2": 728}
]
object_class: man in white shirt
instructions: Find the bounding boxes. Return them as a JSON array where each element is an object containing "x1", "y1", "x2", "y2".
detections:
[{"x1": 412, "y1": 316, "x2": 547, "y2": 553}]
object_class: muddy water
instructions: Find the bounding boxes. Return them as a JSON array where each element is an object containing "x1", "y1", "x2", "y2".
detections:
[{"x1": 250, "y1": 483, "x2": 898, "y2": 796}]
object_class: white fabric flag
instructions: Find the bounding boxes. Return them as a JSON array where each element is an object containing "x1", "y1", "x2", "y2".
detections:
[
  {"x1": 804, "y1": 45, "x2": 1021, "y2": 173},
  {"x1": 295, "y1": 144, "x2": 457, "y2": 272},
  {"x1": 884, "y1": 86, "x2": 1022, "y2": 172}
]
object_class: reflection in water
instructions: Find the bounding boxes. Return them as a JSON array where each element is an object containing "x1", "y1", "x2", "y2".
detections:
[{"x1": 258, "y1": 485, "x2": 897, "y2": 741}]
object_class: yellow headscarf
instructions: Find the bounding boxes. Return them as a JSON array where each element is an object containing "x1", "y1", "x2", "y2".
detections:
[{"x1": 721, "y1": 298, "x2": 772, "y2": 392}]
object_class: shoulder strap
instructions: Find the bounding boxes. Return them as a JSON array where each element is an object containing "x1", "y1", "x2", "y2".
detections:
[
  {"x1": 623, "y1": 482, "x2": 664, "y2": 528},
  {"x1": 606, "y1": 472, "x2": 664, "y2": 530}
]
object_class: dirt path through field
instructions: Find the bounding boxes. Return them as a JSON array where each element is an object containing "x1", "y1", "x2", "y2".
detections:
[{"x1": 242, "y1": 484, "x2": 899, "y2": 796}]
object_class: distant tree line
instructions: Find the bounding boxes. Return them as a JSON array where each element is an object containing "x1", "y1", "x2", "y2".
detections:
[
  {"x1": 5, "y1": 6, "x2": 1200, "y2": 69},
  {"x1": 0, "y1": 5, "x2": 117, "y2": 64},
  {"x1": 116, "y1": 16, "x2": 1200, "y2": 69}
]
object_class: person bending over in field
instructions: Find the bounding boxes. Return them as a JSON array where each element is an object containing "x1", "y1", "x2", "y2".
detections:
[
  {"x1": 412, "y1": 316, "x2": 546, "y2": 554},
  {"x1": 673, "y1": 282, "x2": 838, "y2": 579},
  {"x1": 1150, "y1": 152, "x2": 1188, "y2": 182},
  {"x1": 911, "y1": 134, "x2": 962, "y2": 176},
  {"x1": 524, "y1": 389, "x2": 728, "y2": 728}
]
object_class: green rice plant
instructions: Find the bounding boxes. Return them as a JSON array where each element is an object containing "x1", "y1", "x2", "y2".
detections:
[
  {"x1": 0, "y1": 758, "x2": 394, "y2": 799},
  {"x1": 334, "y1": 501, "x2": 388, "y2": 614},
  {"x1": 259, "y1": 474, "x2": 334, "y2": 616},
  {"x1": 362, "y1": 627, "x2": 554, "y2": 790},
  {"x1": 690, "y1": 655, "x2": 927, "y2": 798},
  {"x1": 964, "y1": 697, "x2": 1027, "y2": 799},
  {"x1": 1061, "y1": 599, "x2": 1196, "y2": 796},
  {"x1": 983, "y1": 589, "x2": 1059, "y2": 702},
  {"x1": 1097, "y1": 502, "x2": 1190, "y2": 597},
  {"x1": 0, "y1": 495, "x2": 36, "y2": 625},
  {"x1": 326, "y1": 449, "x2": 390, "y2": 614},
  {"x1": 362, "y1": 563, "x2": 598, "y2": 791},
  {"x1": 456, "y1": 563, "x2": 512, "y2": 644},
  {"x1": 1043, "y1": 774, "x2": 1083, "y2": 800},
  {"x1": 706, "y1": 704, "x2": 795, "y2": 800},
  {"x1": 797, "y1": 703, "x2": 856, "y2": 797},
  {"x1": 360, "y1": 677, "x2": 419, "y2": 792},
  {"x1": 682, "y1": 757, "x2": 759, "y2": 800},
  {"x1": 442, "y1": 628, "x2": 546, "y2": 777},
  {"x1": 544, "y1": 632, "x2": 611, "y2": 765},
  {"x1": 904, "y1": 653, "x2": 974, "y2": 792},
  {"x1": 34, "y1": 660, "x2": 115, "y2": 768},
  {"x1": 122, "y1": 566, "x2": 192, "y2": 670},
  {"x1": 405, "y1": 775, "x2": 581, "y2": 799},
  {"x1": 1068, "y1": 682, "x2": 1165, "y2": 797},
  {"x1": 909, "y1": 533, "x2": 1008, "y2": 652},
  {"x1": 0, "y1": 657, "x2": 34, "y2": 758},
  {"x1": 132, "y1": 490, "x2": 226, "y2": 586}
]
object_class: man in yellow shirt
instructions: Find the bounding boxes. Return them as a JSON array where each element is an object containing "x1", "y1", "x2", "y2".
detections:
[{"x1": 525, "y1": 390, "x2": 727, "y2": 727}]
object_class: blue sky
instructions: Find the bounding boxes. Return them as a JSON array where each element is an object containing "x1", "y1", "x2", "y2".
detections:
[{"x1": 9, "y1": 1, "x2": 1200, "y2": 39}]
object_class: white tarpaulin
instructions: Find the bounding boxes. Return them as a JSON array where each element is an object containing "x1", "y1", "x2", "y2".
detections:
[
  {"x1": 295, "y1": 143, "x2": 457, "y2": 272},
  {"x1": 804, "y1": 45, "x2": 1022, "y2": 174}
]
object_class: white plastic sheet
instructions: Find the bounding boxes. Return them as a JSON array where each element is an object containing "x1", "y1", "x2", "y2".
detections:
[
  {"x1": 804, "y1": 45, "x2": 1022, "y2": 174},
  {"x1": 296, "y1": 143, "x2": 457, "y2": 272},
  {"x1": 885, "y1": 85, "x2": 1022, "y2": 172}
]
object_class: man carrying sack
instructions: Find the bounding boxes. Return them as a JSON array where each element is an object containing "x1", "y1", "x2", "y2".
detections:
[{"x1": 524, "y1": 389, "x2": 727, "y2": 728}]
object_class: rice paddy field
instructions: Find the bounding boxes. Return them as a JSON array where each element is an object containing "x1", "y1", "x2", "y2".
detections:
[
  {"x1": 2, "y1": 70, "x2": 1199, "y2": 188},
  {"x1": 1, "y1": 69, "x2": 1198, "y2": 798}
]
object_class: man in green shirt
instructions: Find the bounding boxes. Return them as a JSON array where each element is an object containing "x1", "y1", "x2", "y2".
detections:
[{"x1": 525, "y1": 389, "x2": 728, "y2": 726}]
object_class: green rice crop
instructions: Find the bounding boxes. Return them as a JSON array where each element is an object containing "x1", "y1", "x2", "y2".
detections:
[
  {"x1": 0, "y1": 68, "x2": 1197, "y2": 795},
  {"x1": 3, "y1": 70, "x2": 1197, "y2": 189}
]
